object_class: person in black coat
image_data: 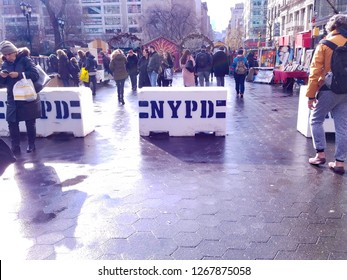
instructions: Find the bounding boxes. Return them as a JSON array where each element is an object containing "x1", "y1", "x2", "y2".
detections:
[
  {"x1": 212, "y1": 47, "x2": 229, "y2": 87},
  {"x1": 126, "y1": 49, "x2": 139, "y2": 92},
  {"x1": 0, "y1": 40, "x2": 41, "y2": 154},
  {"x1": 69, "y1": 57, "x2": 80, "y2": 87},
  {"x1": 85, "y1": 51, "x2": 98, "y2": 96},
  {"x1": 56, "y1": 49, "x2": 70, "y2": 87},
  {"x1": 138, "y1": 48, "x2": 151, "y2": 88},
  {"x1": 99, "y1": 51, "x2": 111, "y2": 75},
  {"x1": 47, "y1": 54, "x2": 58, "y2": 74}
]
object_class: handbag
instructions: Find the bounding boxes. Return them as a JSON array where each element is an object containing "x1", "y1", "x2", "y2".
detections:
[
  {"x1": 13, "y1": 73, "x2": 38, "y2": 101},
  {"x1": 164, "y1": 67, "x2": 173, "y2": 80},
  {"x1": 185, "y1": 59, "x2": 194, "y2": 73},
  {"x1": 79, "y1": 67, "x2": 89, "y2": 83},
  {"x1": 34, "y1": 64, "x2": 51, "y2": 92}
]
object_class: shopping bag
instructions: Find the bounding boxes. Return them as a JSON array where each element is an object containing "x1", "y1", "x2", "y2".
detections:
[
  {"x1": 34, "y1": 64, "x2": 51, "y2": 92},
  {"x1": 13, "y1": 73, "x2": 37, "y2": 101},
  {"x1": 79, "y1": 67, "x2": 89, "y2": 83},
  {"x1": 185, "y1": 60, "x2": 194, "y2": 73},
  {"x1": 164, "y1": 68, "x2": 173, "y2": 80}
]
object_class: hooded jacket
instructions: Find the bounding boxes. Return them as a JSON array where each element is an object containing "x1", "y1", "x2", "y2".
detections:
[
  {"x1": 109, "y1": 53, "x2": 128, "y2": 81},
  {"x1": 85, "y1": 53, "x2": 98, "y2": 75},
  {"x1": 306, "y1": 27, "x2": 347, "y2": 98},
  {"x1": 0, "y1": 47, "x2": 41, "y2": 122}
]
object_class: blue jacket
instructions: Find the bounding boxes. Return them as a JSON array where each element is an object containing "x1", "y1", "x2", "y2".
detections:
[{"x1": 232, "y1": 55, "x2": 249, "y2": 75}]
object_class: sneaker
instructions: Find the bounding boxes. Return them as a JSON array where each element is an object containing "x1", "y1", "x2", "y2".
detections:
[{"x1": 328, "y1": 162, "x2": 345, "y2": 175}]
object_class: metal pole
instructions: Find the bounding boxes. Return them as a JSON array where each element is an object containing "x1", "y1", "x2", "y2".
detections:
[
  {"x1": 62, "y1": 27, "x2": 65, "y2": 48},
  {"x1": 26, "y1": 14, "x2": 32, "y2": 51}
]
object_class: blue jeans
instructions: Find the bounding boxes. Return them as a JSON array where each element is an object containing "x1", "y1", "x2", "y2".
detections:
[
  {"x1": 234, "y1": 73, "x2": 246, "y2": 94},
  {"x1": 148, "y1": 71, "x2": 158, "y2": 87},
  {"x1": 310, "y1": 89, "x2": 347, "y2": 161},
  {"x1": 197, "y1": 71, "x2": 210, "y2": 86}
]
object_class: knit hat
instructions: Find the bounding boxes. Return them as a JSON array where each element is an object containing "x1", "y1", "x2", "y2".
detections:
[{"x1": 0, "y1": 40, "x2": 18, "y2": 55}]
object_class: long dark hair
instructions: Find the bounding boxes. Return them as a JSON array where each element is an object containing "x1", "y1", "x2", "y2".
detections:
[{"x1": 180, "y1": 49, "x2": 191, "y2": 65}]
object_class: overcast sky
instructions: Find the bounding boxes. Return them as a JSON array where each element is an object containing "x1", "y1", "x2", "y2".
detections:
[{"x1": 204, "y1": 0, "x2": 240, "y2": 32}]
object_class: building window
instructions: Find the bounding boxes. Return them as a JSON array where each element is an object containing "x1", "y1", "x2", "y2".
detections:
[
  {"x1": 84, "y1": 28, "x2": 103, "y2": 33},
  {"x1": 128, "y1": 4, "x2": 141, "y2": 14},
  {"x1": 127, "y1": 0, "x2": 141, "y2": 2},
  {"x1": 82, "y1": 6, "x2": 101, "y2": 15},
  {"x1": 129, "y1": 27, "x2": 141, "y2": 33},
  {"x1": 104, "y1": 0, "x2": 119, "y2": 2},
  {"x1": 105, "y1": 5, "x2": 120, "y2": 14},
  {"x1": 81, "y1": 0, "x2": 101, "y2": 3},
  {"x1": 128, "y1": 15, "x2": 138, "y2": 25},
  {"x1": 105, "y1": 16, "x2": 121, "y2": 25},
  {"x1": 83, "y1": 17, "x2": 103, "y2": 25},
  {"x1": 106, "y1": 28, "x2": 121, "y2": 34}
]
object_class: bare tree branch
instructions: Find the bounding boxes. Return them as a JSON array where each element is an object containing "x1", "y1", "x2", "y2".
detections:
[{"x1": 140, "y1": 4, "x2": 198, "y2": 43}]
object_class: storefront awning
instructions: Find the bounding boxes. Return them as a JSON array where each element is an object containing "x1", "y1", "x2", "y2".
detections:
[
  {"x1": 295, "y1": 31, "x2": 312, "y2": 48},
  {"x1": 279, "y1": 35, "x2": 290, "y2": 46}
]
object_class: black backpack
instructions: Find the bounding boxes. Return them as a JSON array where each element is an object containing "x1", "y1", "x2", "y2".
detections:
[
  {"x1": 197, "y1": 52, "x2": 210, "y2": 68},
  {"x1": 321, "y1": 39, "x2": 347, "y2": 94}
]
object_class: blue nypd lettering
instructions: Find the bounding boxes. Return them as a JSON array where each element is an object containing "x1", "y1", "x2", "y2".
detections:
[
  {"x1": 0, "y1": 101, "x2": 5, "y2": 119},
  {"x1": 139, "y1": 100, "x2": 226, "y2": 119},
  {"x1": 41, "y1": 100, "x2": 82, "y2": 120},
  {"x1": 40, "y1": 100, "x2": 81, "y2": 120},
  {"x1": 0, "y1": 100, "x2": 82, "y2": 120}
]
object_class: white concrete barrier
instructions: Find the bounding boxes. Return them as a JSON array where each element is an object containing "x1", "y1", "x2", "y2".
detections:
[
  {"x1": 0, "y1": 87, "x2": 95, "y2": 137},
  {"x1": 138, "y1": 87, "x2": 227, "y2": 136},
  {"x1": 296, "y1": 85, "x2": 335, "y2": 137}
]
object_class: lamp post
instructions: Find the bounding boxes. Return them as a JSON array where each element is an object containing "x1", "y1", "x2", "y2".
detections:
[
  {"x1": 57, "y1": 17, "x2": 65, "y2": 48},
  {"x1": 19, "y1": 2, "x2": 32, "y2": 51},
  {"x1": 258, "y1": 32, "x2": 262, "y2": 48}
]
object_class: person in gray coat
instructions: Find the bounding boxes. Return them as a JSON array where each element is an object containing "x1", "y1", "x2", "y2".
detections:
[
  {"x1": 109, "y1": 49, "x2": 128, "y2": 105},
  {"x1": 0, "y1": 40, "x2": 41, "y2": 154},
  {"x1": 147, "y1": 45, "x2": 161, "y2": 87}
]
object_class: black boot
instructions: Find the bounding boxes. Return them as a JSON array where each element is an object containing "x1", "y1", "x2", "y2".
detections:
[{"x1": 26, "y1": 119, "x2": 36, "y2": 153}]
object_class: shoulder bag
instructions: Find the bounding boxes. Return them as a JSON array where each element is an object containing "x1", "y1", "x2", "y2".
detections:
[{"x1": 13, "y1": 73, "x2": 38, "y2": 101}]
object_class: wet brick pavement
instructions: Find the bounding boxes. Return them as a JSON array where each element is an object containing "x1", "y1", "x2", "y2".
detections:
[{"x1": 1, "y1": 74, "x2": 347, "y2": 260}]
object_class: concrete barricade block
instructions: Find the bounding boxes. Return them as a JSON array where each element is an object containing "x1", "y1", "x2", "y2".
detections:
[
  {"x1": 296, "y1": 85, "x2": 335, "y2": 137},
  {"x1": 138, "y1": 87, "x2": 227, "y2": 136},
  {"x1": 0, "y1": 87, "x2": 95, "y2": 137}
]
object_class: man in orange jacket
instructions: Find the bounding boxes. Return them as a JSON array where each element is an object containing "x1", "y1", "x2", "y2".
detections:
[{"x1": 306, "y1": 14, "x2": 347, "y2": 175}]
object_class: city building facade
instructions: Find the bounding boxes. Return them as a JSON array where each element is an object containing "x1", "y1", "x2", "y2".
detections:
[
  {"x1": 225, "y1": 3, "x2": 244, "y2": 50},
  {"x1": 0, "y1": 0, "x2": 211, "y2": 53}
]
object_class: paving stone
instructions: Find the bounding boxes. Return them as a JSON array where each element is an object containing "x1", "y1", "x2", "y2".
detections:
[
  {"x1": 26, "y1": 244, "x2": 55, "y2": 260},
  {"x1": 36, "y1": 232, "x2": 66, "y2": 245},
  {"x1": 196, "y1": 226, "x2": 225, "y2": 241},
  {"x1": 196, "y1": 240, "x2": 229, "y2": 257},
  {"x1": 173, "y1": 232, "x2": 203, "y2": 247},
  {"x1": 171, "y1": 247, "x2": 203, "y2": 260}
]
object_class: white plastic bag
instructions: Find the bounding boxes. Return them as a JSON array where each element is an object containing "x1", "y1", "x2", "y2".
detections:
[{"x1": 13, "y1": 73, "x2": 37, "y2": 101}]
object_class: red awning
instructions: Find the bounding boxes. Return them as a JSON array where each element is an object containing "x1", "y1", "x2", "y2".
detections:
[
  {"x1": 295, "y1": 31, "x2": 312, "y2": 48},
  {"x1": 295, "y1": 30, "x2": 311, "y2": 48}
]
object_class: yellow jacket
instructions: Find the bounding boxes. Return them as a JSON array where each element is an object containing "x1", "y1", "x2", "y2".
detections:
[{"x1": 306, "y1": 30, "x2": 347, "y2": 98}]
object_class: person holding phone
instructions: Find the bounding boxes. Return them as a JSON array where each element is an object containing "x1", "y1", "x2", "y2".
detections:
[{"x1": 0, "y1": 40, "x2": 41, "y2": 154}]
